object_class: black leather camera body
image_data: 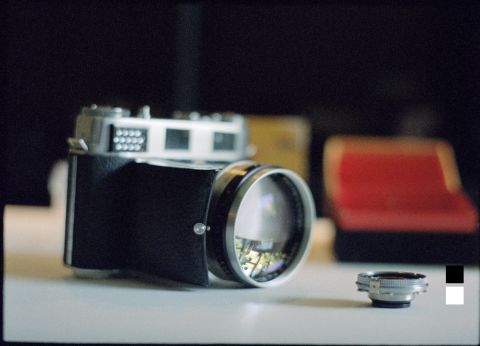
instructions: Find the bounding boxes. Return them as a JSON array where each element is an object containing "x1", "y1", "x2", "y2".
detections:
[{"x1": 65, "y1": 153, "x2": 218, "y2": 286}]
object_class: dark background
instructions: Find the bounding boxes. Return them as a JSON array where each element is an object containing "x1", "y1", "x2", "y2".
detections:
[{"x1": 4, "y1": 1, "x2": 479, "y2": 210}]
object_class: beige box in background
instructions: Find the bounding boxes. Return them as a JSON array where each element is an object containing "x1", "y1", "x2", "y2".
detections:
[{"x1": 246, "y1": 115, "x2": 311, "y2": 180}]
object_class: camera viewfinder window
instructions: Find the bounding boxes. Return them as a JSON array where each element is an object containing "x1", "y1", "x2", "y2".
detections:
[
  {"x1": 165, "y1": 129, "x2": 190, "y2": 150},
  {"x1": 213, "y1": 132, "x2": 235, "y2": 151}
]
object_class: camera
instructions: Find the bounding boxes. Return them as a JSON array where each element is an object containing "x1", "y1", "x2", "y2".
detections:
[{"x1": 64, "y1": 105, "x2": 315, "y2": 287}]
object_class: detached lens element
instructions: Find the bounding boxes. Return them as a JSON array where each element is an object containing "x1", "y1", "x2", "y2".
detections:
[{"x1": 356, "y1": 271, "x2": 428, "y2": 308}]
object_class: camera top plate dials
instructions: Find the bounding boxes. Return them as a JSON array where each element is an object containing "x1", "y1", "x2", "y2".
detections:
[{"x1": 69, "y1": 104, "x2": 249, "y2": 163}]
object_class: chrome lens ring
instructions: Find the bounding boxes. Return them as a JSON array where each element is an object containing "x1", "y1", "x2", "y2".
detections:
[
  {"x1": 356, "y1": 271, "x2": 428, "y2": 308},
  {"x1": 207, "y1": 162, "x2": 315, "y2": 288}
]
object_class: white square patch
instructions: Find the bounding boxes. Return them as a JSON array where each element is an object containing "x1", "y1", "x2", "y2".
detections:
[{"x1": 446, "y1": 286, "x2": 464, "y2": 305}]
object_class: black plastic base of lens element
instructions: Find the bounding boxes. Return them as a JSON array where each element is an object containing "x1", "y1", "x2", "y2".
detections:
[{"x1": 371, "y1": 300, "x2": 411, "y2": 308}]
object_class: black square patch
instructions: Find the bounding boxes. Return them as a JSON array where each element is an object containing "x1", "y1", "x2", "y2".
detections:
[{"x1": 446, "y1": 265, "x2": 464, "y2": 284}]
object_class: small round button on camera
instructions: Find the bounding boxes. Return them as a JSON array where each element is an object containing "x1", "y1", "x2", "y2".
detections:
[
  {"x1": 356, "y1": 271, "x2": 428, "y2": 308},
  {"x1": 193, "y1": 223, "x2": 208, "y2": 235}
]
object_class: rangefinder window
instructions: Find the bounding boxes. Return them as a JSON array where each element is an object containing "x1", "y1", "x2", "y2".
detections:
[
  {"x1": 110, "y1": 125, "x2": 148, "y2": 153},
  {"x1": 165, "y1": 129, "x2": 190, "y2": 150},
  {"x1": 214, "y1": 132, "x2": 235, "y2": 151}
]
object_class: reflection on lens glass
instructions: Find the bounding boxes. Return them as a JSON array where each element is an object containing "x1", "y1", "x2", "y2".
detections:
[{"x1": 234, "y1": 174, "x2": 302, "y2": 282}]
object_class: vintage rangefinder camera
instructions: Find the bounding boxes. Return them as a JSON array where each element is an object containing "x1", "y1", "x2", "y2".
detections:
[{"x1": 64, "y1": 105, "x2": 315, "y2": 287}]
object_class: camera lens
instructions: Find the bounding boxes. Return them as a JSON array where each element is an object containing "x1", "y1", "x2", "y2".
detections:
[
  {"x1": 207, "y1": 162, "x2": 314, "y2": 287},
  {"x1": 233, "y1": 174, "x2": 301, "y2": 282},
  {"x1": 356, "y1": 271, "x2": 428, "y2": 308}
]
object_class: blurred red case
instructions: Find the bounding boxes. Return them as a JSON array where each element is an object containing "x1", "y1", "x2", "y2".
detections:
[{"x1": 323, "y1": 136, "x2": 479, "y2": 263}]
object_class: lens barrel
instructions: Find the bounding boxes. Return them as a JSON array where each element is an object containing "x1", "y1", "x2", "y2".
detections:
[{"x1": 207, "y1": 161, "x2": 314, "y2": 287}]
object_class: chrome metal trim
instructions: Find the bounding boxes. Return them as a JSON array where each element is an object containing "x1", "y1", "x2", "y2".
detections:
[
  {"x1": 193, "y1": 223, "x2": 207, "y2": 235},
  {"x1": 82, "y1": 104, "x2": 130, "y2": 118},
  {"x1": 67, "y1": 137, "x2": 89, "y2": 152},
  {"x1": 356, "y1": 271, "x2": 428, "y2": 305},
  {"x1": 72, "y1": 106, "x2": 249, "y2": 162},
  {"x1": 205, "y1": 161, "x2": 256, "y2": 281},
  {"x1": 64, "y1": 155, "x2": 78, "y2": 265},
  {"x1": 136, "y1": 158, "x2": 225, "y2": 170}
]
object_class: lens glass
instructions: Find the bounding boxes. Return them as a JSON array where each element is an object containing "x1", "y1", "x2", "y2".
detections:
[
  {"x1": 233, "y1": 173, "x2": 303, "y2": 282},
  {"x1": 373, "y1": 272, "x2": 426, "y2": 280}
]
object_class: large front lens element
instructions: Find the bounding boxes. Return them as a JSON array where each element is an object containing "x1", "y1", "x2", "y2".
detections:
[
  {"x1": 207, "y1": 162, "x2": 314, "y2": 288},
  {"x1": 234, "y1": 174, "x2": 301, "y2": 282}
]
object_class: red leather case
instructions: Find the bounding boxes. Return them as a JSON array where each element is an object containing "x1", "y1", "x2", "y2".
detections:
[{"x1": 323, "y1": 136, "x2": 478, "y2": 263}]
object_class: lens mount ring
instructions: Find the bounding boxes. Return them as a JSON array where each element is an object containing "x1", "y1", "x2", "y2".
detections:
[
  {"x1": 356, "y1": 271, "x2": 428, "y2": 308},
  {"x1": 207, "y1": 162, "x2": 315, "y2": 288}
]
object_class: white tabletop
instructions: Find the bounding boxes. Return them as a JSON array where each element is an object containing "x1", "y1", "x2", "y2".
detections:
[{"x1": 4, "y1": 163, "x2": 479, "y2": 344}]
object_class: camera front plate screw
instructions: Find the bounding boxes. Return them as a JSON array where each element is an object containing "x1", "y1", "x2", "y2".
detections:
[{"x1": 193, "y1": 223, "x2": 207, "y2": 235}]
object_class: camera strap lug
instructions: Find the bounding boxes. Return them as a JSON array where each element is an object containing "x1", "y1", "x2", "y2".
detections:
[{"x1": 68, "y1": 137, "x2": 89, "y2": 153}]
